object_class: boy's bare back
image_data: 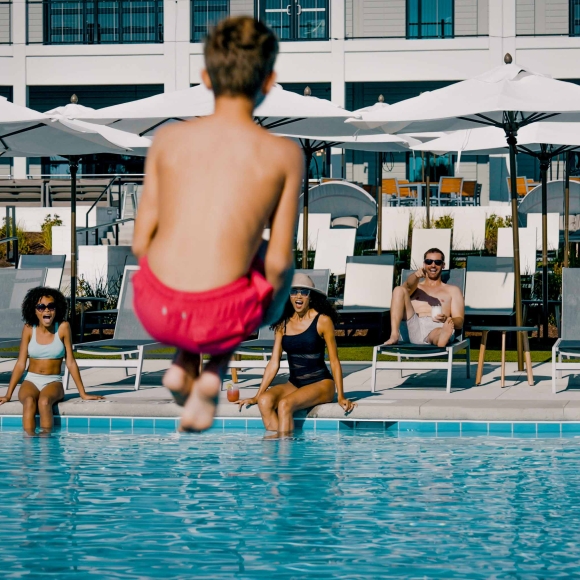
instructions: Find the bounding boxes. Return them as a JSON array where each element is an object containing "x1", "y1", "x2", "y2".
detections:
[{"x1": 137, "y1": 113, "x2": 303, "y2": 293}]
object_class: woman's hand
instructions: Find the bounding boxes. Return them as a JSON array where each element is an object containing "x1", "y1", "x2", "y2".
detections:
[
  {"x1": 236, "y1": 397, "x2": 257, "y2": 411},
  {"x1": 0, "y1": 396, "x2": 11, "y2": 405},
  {"x1": 338, "y1": 397, "x2": 357, "y2": 414},
  {"x1": 80, "y1": 394, "x2": 105, "y2": 401}
]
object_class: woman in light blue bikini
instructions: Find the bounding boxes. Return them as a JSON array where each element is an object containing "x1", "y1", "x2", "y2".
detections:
[{"x1": 0, "y1": 286, "x2": 103, "y2": 433}]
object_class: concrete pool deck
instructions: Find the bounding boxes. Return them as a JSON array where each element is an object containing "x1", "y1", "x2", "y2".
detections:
[{"x1": 1, "y1": 357, "x2": 580, "y2": 422}]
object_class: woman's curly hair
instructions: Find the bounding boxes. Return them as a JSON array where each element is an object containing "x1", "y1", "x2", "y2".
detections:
[
  {"x1": 22, "y1": 286, "x2": 68, "y2": 327},
  {"x1": 271, "y1": 291, "x2": 339, "y2": 331}
]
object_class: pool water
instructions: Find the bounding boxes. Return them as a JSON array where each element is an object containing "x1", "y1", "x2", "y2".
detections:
[{"x1": 1, "y1": 430, "x2": 579, "y2": 579}]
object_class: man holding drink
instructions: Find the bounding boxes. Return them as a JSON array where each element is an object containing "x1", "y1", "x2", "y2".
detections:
[{"x1": 384, "y1": 248, "x2": 464, "y2": 347}]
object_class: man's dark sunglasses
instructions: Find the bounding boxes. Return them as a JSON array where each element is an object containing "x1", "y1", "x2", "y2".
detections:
[
  {"x1": 36, "y1": 303, "x2": 56, "y2": 312},
  {"x1": 424, "y1": 259, "x2": 444, "y2": 266}
]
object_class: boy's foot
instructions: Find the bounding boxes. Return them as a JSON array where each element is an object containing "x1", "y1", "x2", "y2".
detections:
[
  {"x1": 384, "y1": 334, "x2": 399, "y2": 345},
  {"x1": 163, "y1": 364, "x2": 194, "y2": 407},
  {"x1": 179, "y1": 372, "x2": 221, "y2": 432},
  {"x1": 437, "y1": 318, "x2": 455, "y2": 347}
]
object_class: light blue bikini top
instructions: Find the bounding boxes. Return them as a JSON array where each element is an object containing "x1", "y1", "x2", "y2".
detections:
[{"x1": 28, "y1": 323, "x2": 66, "y2": 360}]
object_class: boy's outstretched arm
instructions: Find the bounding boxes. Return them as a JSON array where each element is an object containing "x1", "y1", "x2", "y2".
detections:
[
  {"x1": 132, "y1": 140, "x2": 160, "y2": 259},
  {"x1": 262, "y1": 141, "x2": 304, "y2": 326}
]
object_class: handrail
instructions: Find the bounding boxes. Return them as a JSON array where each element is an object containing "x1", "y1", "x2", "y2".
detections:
[
  {"x1": 77, "y1": 217, "x2": 135, "y2": 247},
  {"x1": 85, "y1": 176, "x2": 120, "y2": 244},
  {"x1": 0, "y1": 235, "x2": 18, "y2": 267}
]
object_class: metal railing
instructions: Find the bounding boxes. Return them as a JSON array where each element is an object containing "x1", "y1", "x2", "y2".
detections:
[
  {"x1": 1, "y1": 207, "x2": 18, "y2": 266},
  {"x1": 516, "y1": 0, "x2": 577, "y2": 36},
  {"x1": 26, "y1": 0, "x2": 164, "y2": 44},
  {"x1": 77, "y1": 217, "x2": 135, "y2": 246},
  {"x1": 346, "y1": 0, "x2": 488, "y2": 39},
  {"x1": 0, "y1": 1, "x2": 11, "y2": 44},
  {"x1": 190, "y1": 0, "x2": 229, "y2": 42}
]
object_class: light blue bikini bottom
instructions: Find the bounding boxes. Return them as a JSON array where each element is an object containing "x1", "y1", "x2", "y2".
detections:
[{"x1": 22, "y1": 372, "x2": 63, "y2": 390}]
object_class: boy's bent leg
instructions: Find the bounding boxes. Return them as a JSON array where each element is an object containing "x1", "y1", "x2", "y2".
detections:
[
  {"x1": 385, "y1": 286, "x2": 415, "y2": 345},
  {"x1": 180, "y1": 352, "x2": 232, "y2": 432},
  {"x1": 163, "y1": 350, "x2": 201, "y2": 407}
]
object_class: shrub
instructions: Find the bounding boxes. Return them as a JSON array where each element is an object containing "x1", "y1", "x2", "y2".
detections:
[
  {"x1": 485, "y1": 213, "x2": 513, "y2": 255},
  {"x1": 77, "y1": 274, "x2": 122, "y2": 312},
  {"x1": 432, "y1": 214, "x2": 454, "y2": 229},
  {"x1": 41, "y1": 214, "x2": 63, "y2": 252},
  {"x1": 0, "y1": 218, "x2": 30, "y2": 258}
]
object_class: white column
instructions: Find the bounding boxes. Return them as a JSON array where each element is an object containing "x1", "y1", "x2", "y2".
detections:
[
  {"x1": 164, "y1": 0, "x2": 192, "y2": 92},
  {"x1": 12, "y1": 0, "x2": 27, "y2": 178},
  {"x1": 329, "y1": 0, "x2": 345, "y2": 178}
]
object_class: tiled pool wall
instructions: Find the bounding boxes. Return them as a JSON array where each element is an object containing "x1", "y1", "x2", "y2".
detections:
[{"x1": 1, "y1": 416, "x2": 580, "y2": 437}]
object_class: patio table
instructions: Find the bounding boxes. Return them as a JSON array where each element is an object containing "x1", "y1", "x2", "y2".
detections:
[{"x1": 471, "y1": 325, "x2": 537, "y2": 388}]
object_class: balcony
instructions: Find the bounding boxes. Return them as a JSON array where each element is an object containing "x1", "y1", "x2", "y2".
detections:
[
  {"x1": 26, "y1": 0, "x2": 163, "y2": 45},
  {"x1": 346, "y1": 0, "x2": 488, "y2": 40},
  {"x1": 516, "y1": 0, "x2": 578, "y2": 37},
  {"x1": 190, "y1": 0, "x2": 329, "y2": 43},
  {"x1": 0, "y1": 1, "x2": 11, "y2": 44}
]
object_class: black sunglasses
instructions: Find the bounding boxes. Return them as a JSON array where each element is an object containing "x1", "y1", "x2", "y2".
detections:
[
  {"x1": 290, "y1": 288, "x2": 311, "y2": 297},
  {"x1": 36, "y1": 303, "x2": 56, "y2": 312},
  {"x1": 424, "y1": 259, "x2": 444, "y2": 266}
]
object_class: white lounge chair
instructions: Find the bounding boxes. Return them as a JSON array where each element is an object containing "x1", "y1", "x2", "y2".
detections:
[
  {"x1": 65, "y1": 265, "x2": 161, "y2": 391},
  {"x1": 410, "y1": 228, "x2": 452, "y2": 271},
  {"x1": 296, "y1": 212, "x2": 331, "y2": 251},
  {"x1": 19, "y1": 254, "x2": 66, "y2": 290},
  {"x1": 552, "y1": 268, "x2": 580, "y2": 394},
  {"x1": 370, "y1": 268, "x2": 470, "y2": 394},
  {"x1": 313, "y1": 229, "x2": 356, "y2": 276},
  {"x1": 497, "y1": 227, "x2": 537, "y2": 276},
  {"x1": 381, "y1": 208, "x2": 410, "y2": 252},
  {"x1": 452, "y1": 210, "x2": 486, "y2": 252},
  {"x1": 0, "y1": 268, "x2": 47, "y2": 350},
  {"x1": 527, "y1": 213, "x2": 560, "y2": 252}
]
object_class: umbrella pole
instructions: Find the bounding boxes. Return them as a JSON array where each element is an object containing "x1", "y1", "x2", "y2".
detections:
[
  {"x1": 539, "y1": 152, "x2": 550, "y2": 341},
  {"x1": 377, "y1": 152, "x2": 382, "y2": 255},
  {"x1": 302, "y1": 142, "x2": 313, "y2": 269},
  {"x1": 506, "y1": 131, "x2": 524, "y2": 370},
  {"x1": 68, "y1": 156, "x2": 80, "y2": 339},
  {"x1": 425, "y1": 152, "x2": 431, "y2": 228},
  {"x1": 564, "y1": 151, "x2": 571, "y2": 268}
]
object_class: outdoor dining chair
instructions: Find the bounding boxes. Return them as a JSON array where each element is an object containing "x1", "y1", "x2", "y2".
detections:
[
  {"x1": 66, "y1": 265, "x2": 161, "y2": 391},
  {"x1": 552, "y1": 267, "x2": 580, "y2": 393},
  {"x1": 369, "y1": 268, "x2": 470, "y2": 394},
  {"x1": 460, "y1": 180, "x2": 478, "y2": 206},
  {"x1": 437, "y1": 177, "x2": 464, "y2": 206},
  {"x1": 506, "y1": 177, "x2": 531, "y2": 198}
]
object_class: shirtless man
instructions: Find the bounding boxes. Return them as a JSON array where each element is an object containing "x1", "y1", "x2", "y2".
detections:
[
  {"x1": 384, "y1": 248, "x2": 464, "y2": 347},
  {"x1": 131, "y1": 17, "x2": 303, "y2": 432}
]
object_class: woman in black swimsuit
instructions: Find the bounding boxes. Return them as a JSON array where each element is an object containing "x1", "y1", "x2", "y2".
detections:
[{"x1": 236, "y1": 273, "x2": 356, "y2": 434}]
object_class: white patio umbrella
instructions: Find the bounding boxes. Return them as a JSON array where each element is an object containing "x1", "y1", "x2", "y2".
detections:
[
  {"x1": 414, "y1": 122, "x2": 580, "y2": 339},
  {"x1": 75, "y1": 83, "x2": 358, "y2": 137},
  {"x1": 348, "y1": 55, "x2": 580, "y2": 364},
  {"x1": 0, "y1": 96, "x2": 151, "y2": 332},
  {"x1": 76, "y1": 83, "x2": 359, "y2": 268}
]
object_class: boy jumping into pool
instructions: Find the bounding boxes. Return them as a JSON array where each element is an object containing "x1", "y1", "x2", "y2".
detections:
[{"x1": 132, "y1": 17, "x2": 302, "y2": 432}]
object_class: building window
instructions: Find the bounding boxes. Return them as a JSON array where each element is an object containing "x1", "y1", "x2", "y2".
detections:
[
  {"x1": 572, "y1": 0, "x2": 580, "y2": 36},
  {"x1": 259, "y1": 0, "x2": 328, "y2": 41},
  {"x1": 407, "y1": 0, "x2": 453, "y2": 39},
  {"x1": 29, "y1": 0, "x2": 163, "y2": 45},
  {"x1": 190, "y1": 0, "x2": 229, "y2": 42}
]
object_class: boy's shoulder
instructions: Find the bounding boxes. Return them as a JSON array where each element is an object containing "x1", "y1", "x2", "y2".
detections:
[{"x1": 259, "y1": 132, "x2": 303, "y2": 165}]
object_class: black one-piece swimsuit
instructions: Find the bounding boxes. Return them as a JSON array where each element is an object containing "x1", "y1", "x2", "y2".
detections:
[{"x1": 281, "y1": 313, "x2": 333, "y2": 388}]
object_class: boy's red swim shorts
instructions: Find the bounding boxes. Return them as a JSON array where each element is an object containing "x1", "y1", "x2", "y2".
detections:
[{"x1": 133, "y1": 257, "x2": 273, "y2": 355}]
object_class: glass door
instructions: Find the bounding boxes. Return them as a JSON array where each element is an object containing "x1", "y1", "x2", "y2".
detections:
[{"x1": 260, "y1": 0, "x2": 327, "y2": 41}]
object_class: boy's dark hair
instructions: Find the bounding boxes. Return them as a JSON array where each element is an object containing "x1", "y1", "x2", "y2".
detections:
[
  {"x1": 204, "y1": 17, "x2": 278, "y2": 100},
  {"x1": 22, "y1": 286, "x2": 68, "y2": 327},
  {"x1": 424, "y1": 247, "x2": 445, "y2": 262}
]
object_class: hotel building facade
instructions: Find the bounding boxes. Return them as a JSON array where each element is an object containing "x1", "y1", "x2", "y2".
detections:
[{"x1": 0, "y1": 0, "x2": 579, "y2": 201}]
